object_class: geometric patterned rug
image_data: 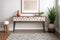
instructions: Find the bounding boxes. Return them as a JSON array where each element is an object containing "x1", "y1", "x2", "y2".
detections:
[{"x1": 6, "y1": 33, "x2": 59, "y2": 40}]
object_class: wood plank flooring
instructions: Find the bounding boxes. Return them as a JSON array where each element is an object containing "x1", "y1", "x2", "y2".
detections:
[{"x1": 0, "y1": 30, "x2": 60, "y2": 40}]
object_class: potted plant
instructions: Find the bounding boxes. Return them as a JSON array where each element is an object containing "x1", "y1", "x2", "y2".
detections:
[
  {"x1": 48, "y1": 7, "x2": 56, "y2": 33},
  {"x1": 38, "y1": 12, "x2": 44, "y2": 16}
]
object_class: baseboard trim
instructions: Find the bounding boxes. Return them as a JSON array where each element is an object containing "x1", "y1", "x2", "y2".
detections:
[{"x1": 0, "y1": 28, "x2": 48, "y2": 32}]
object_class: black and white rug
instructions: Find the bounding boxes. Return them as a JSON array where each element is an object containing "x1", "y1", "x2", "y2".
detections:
[{"x1": 6, "y1": 33, "x2": 59, "y2": 40}]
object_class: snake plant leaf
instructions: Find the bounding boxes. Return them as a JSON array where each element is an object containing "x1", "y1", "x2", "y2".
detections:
[{"x1": 48, "y1": 7, "x2": 56, "y2": 24}]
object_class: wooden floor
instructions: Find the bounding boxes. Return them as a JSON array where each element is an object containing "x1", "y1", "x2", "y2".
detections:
[{"x1": 0, "y1": 30, "x2": 60, "y2": 40}]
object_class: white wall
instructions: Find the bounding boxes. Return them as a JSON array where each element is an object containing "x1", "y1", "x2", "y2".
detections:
[
  {"x1": 57, "y1": 0, "x2": 60, "y2": 33},
  {"x1": 0, "y1": 0, "x2": 55, "y2": 31}
]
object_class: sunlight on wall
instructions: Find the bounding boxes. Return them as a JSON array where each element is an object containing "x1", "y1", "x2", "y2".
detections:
[
  {"x1": 40, "y1": 0, "x2": 55, "y2": 16},
  {"x1": 58, "y1": 0, "x2": 60, "y2": 5}
]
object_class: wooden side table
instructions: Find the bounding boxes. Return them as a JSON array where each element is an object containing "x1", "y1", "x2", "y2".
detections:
[
  {"x1": 4, "y1": 25, "x2": 9, "y2": 33},
  {"x1": 4, "y1": 21, "x2": 9, "y2": 33}
]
